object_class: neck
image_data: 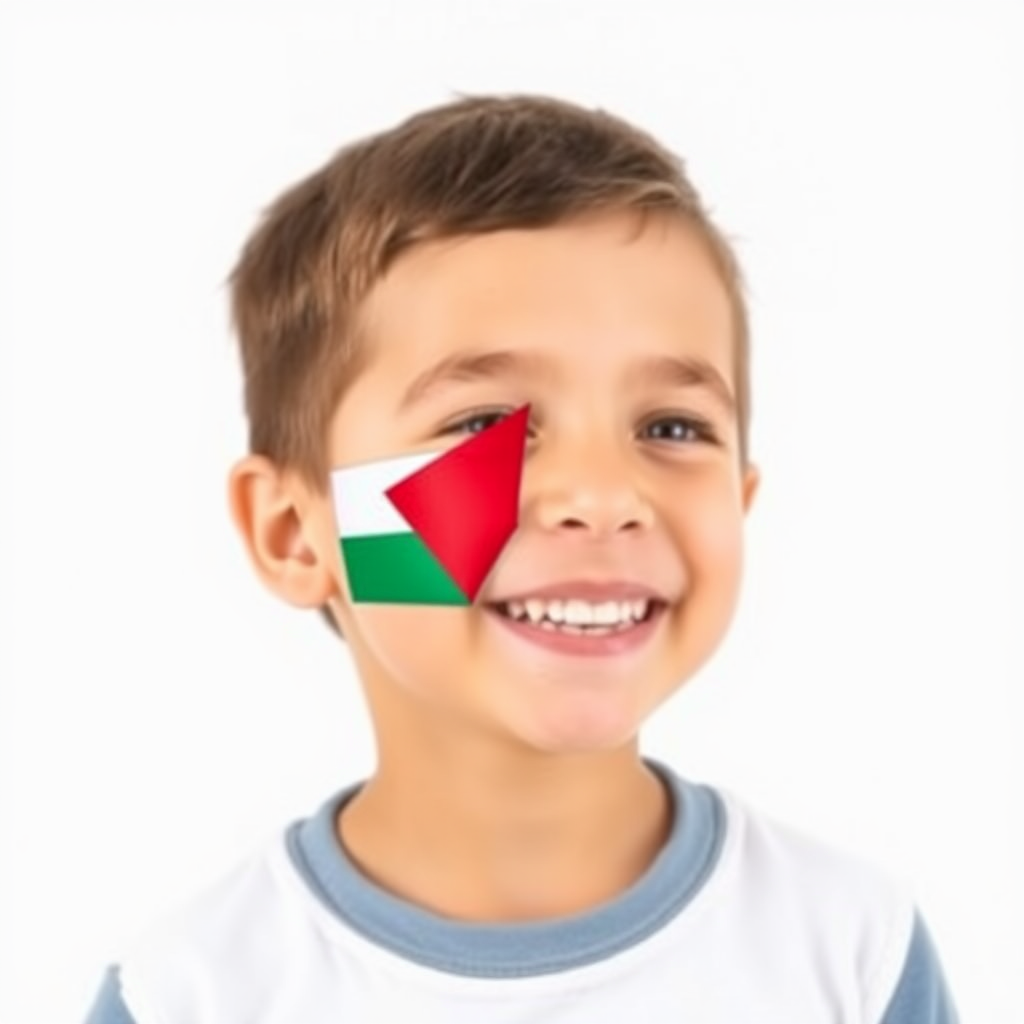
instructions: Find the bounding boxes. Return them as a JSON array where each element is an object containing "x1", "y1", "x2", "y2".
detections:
[{"x1": 337, "y1": 743, "x2": 672, "y2": 922}]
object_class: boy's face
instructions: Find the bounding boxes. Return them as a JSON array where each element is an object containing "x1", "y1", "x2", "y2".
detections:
[{"x1": 267, "y1": 212, "x2": 757, "y2": 758}]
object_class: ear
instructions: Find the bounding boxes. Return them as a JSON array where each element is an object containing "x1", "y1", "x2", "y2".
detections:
[
  {"x1": 227, "y1": 455, "x2": 337, "y2": 609},
  {"x1": 741, "y1": 462, "x2": 760, "y2": 514}
]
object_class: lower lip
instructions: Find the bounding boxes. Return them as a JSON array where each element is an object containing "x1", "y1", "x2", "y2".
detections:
[{"x1": 485, "y1": 605, "x2": 667, "y2": 658}]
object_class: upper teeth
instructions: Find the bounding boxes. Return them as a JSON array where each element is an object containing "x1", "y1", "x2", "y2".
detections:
[{"x1": 504, "y1": 598, "x2": 649, "y2": 626}]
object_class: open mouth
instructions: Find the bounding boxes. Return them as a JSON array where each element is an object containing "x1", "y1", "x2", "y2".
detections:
[{"x1": 487, "y1": 597, "x2": 665, "y2": 637}]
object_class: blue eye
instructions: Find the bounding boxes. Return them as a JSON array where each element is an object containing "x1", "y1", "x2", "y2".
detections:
[
  {"x1": 641, "y1": 416, "x2": 717, "y2": 444},
  {"x1": 442, "y1": 409, "x2": 515, "y2": 436}
]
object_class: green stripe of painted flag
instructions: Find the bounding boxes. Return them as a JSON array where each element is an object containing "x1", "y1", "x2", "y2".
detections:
[{"x1": 339, "y1": 532, "x2": 469, "y2": 605}]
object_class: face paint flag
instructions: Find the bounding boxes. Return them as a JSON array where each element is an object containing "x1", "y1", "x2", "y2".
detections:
[{"x1": 330, "y1": 406, "x2": 529, "y2": 604}]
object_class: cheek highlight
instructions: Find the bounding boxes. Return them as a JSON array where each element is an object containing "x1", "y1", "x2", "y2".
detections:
[{"x1": 348, "y1": 604, "x2": 476, "y2": 698}]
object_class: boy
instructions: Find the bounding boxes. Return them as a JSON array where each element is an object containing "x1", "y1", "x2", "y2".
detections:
[{"x1": 85, "y1": 94, "x2": 958, "y2": 1022}]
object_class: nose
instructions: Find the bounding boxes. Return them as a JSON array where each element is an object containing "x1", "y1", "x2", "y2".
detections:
[{"x1": 527, "y1": 432, "x2": 655, "y2": 539}]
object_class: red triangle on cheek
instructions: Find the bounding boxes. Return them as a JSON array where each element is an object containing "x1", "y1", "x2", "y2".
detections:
[{"x1": 384, "y1": 406, "x2": 530, "y2": 602}]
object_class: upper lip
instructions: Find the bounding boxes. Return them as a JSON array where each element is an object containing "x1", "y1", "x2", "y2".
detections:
[{"x1": 487, "y1": 580, "x2": 670, "y2": 604}]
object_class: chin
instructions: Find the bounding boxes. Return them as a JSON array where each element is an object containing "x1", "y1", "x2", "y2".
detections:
[{"x1": 503, "y1": 697, "x2": 648, "y2": 756}]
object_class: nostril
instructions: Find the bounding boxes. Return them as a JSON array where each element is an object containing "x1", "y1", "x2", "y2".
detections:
[
  {"x1": 557, "y1": 517, "x2": 644, "y2": 532},
  {"x1": 560, "y1": 518, "x2": 589, "y2": 529}
]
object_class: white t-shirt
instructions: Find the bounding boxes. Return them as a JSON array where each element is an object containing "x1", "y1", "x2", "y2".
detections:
[{"x1": 84, "y1": 759, "x2": 958, "y2": 1023}]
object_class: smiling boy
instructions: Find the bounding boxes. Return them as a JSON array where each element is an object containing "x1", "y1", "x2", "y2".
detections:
[{"x1": 85, "y1": 94, "x2": 958, "y2": 1022}]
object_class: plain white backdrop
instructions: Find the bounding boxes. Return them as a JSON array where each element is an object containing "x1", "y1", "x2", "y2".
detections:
[{"x1": 1, "y1": 2, "x2": 1021, "y2": 1021}]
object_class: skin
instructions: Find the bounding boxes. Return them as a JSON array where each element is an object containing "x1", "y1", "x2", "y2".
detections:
[{"x1": 229, "y1": 211, "x2": 759, "y2": 922}]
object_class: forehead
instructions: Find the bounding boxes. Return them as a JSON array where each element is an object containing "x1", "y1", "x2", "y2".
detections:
[{"x1": 356, "y1": 211, "x2": 735, "y2": 389}]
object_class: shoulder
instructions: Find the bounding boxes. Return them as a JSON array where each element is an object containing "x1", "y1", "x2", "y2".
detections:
[
  {"x1": 712, "y1": 785, "x2": 916, "y2": 926},
  {"x1": 89, "y1": 827, "x2": 314, "y2": 1024},
  {"x1": 707, "y1": 784, "x2": 957, "y2": 1022}
]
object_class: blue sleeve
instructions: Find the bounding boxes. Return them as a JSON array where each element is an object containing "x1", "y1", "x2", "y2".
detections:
[
  {"x1": 83, "y1": 966, "x2": 138, "y2": 1024},
  {"x1": 879, "y1": 910, "x2": 959, "y2": 1024}
]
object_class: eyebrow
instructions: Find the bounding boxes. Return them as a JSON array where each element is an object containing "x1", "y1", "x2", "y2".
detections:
[
  {"x1": 400, "y1": 350, "x2": 547, "y2": 409},
  {"x1": 400, "y1": 348, "x2": 735, "y2": 415},
  {"x1": 631, "y1": 354, "x2": 736, "y2": 415}
]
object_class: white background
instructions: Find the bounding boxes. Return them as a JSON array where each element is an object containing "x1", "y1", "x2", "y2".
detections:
[{"x1": 1, "y1": 2, "x2": 1021, "y2": 1021}]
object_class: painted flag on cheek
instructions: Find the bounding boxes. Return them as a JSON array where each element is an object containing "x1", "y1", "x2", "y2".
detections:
[{"x1": 330, "y1": 406, "x2": 529, "y2": 604}]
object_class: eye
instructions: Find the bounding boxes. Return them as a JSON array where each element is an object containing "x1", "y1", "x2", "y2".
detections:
[
  {"x1": 640, "y1": 414, "x2": 718, "y2": 445},
  {"x1": 441, "y1": 408, "x2": 523, "y2": 437}
]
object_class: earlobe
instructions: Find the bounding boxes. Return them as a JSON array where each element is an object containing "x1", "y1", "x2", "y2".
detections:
[
  {"x1": 227, "y1": 455, "x2": 337, "y2": 609},
  {"x1": 741, "y1": 463, "x2": 760, "y2": 514}
]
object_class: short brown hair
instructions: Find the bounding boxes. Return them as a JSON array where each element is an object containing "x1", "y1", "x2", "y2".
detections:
[{"x1": 228, "y1": 94, "x2": 751, "y2": 632}]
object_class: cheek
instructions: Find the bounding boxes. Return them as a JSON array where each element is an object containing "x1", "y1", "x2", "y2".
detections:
[
  {"x1": 348, "y1": 604, "x2": 473, "y2": 694},
  {"x1": 675, "y1": 477, "x2": 746, "y2": 587}
]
